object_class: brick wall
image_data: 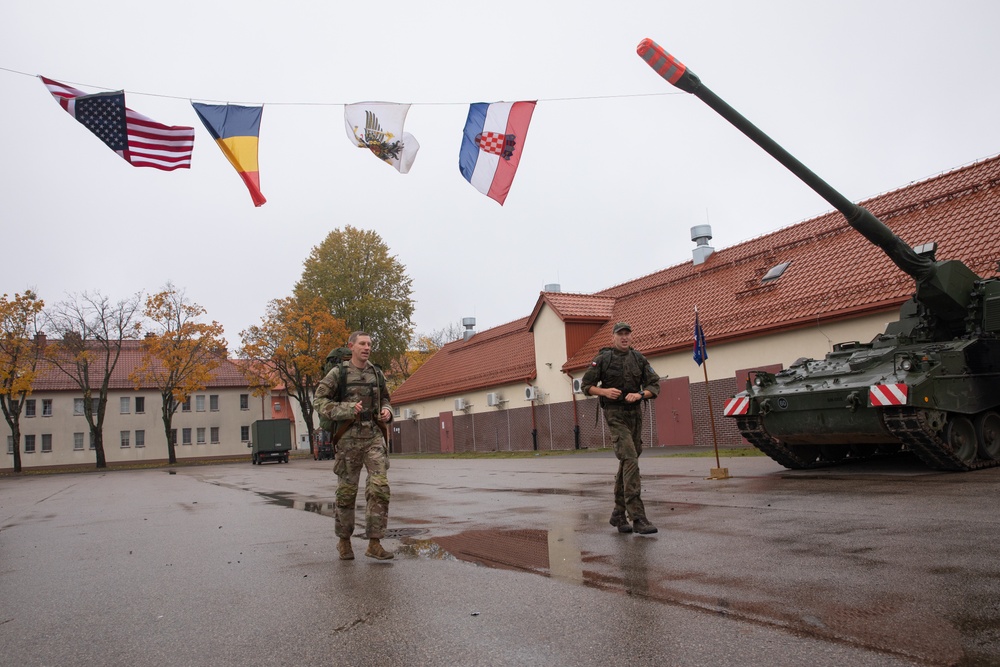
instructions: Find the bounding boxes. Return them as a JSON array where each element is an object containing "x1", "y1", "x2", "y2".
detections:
[{"x1": 390, "y1": 388, "x2": 733, "y2": 453}]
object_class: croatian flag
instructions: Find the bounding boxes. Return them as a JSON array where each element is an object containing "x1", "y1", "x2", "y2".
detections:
[{"x1": 459, "y1": 101, "x2": 536, "y2": 205}]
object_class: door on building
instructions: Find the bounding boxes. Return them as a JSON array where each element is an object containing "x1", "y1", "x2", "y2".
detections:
[
  {"x1": 655, "y1": 376, "x2": 695, "y2": 446},
  {"x1": 439, "y1": 411, "x2": 455, "y2": 453}
]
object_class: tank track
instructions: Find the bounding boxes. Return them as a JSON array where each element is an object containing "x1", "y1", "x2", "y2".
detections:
[
  {"x1": 735, "y1": 415, "x2": 828, "y2": 469},
  {"x1": 881, "y1": 407, "x2": 1000, "y2": 472}
]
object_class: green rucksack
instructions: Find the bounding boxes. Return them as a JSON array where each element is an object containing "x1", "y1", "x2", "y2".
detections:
[{"x1": 319, "y1": 347, "x2": 352, "y2": 433}]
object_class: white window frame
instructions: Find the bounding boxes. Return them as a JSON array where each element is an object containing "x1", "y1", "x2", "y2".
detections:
[
  {"x1": 210, "y1": 427, "x2": 220, "y2": 444},
  {"x1": 120, "y1": 431, "x2": 130, "y2": 448},
  {"x1": 41, "y1": 433, "x2": 52, "y2": 453},
  {"x1": 42, "y1": 399, "x2": 52, "y2": 417},
  {"x1": 135, "y1": 430, "x2": 145, "y2": 448},
  {"x1": 209, "y1": 394, "x2": 219, "y2": 412},
  {"x1": 73, "y1": 432, "x2": 84, "y2": 450},
  {"x1": 195, "y1": 395, "x2": 205, "y2": 412},
  {"x1": 120, "y1": 397, "x2": 130, "y2": 414}
]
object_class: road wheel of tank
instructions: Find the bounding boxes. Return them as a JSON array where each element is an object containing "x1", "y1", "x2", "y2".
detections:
[
  {"x1": 792, "y1": 445, "x2": 822, "y2": 466},
  {"x1": 974, "y1": 411, "x2": 1000, "y2": 460},
  {"x1": 944, "y1": 415, "x2": 978, "y2": 465},
  {"x1": 846, "y1": 444, "x2": 876, "y2": 459},
  {"x1": 819, "y1": 446, "x2": 847, "y2": 463}
]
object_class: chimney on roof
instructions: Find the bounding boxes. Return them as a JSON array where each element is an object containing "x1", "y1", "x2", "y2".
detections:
[
  {"x1": 462, "y1": 317, "x2": 476, "y2": 341},
  {"x1": 543, "y1": 283, "x2": 561, "y2": 293},
  {"x1": 691, "y1": 225, "x2": 714, "y2": 265},
  {"x1": 34, "y1": 332, "x2": 46, "y2": 349}
]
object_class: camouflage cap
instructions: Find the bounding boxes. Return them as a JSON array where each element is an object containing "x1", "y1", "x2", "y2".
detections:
[{"x1": 613, "y1": 322, "x2": 632, "y2": 334}]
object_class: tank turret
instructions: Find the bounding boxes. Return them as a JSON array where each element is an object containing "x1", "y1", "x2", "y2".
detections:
[{"x1": 637, "y1": 39, "x2": 1000, "y2": 471}]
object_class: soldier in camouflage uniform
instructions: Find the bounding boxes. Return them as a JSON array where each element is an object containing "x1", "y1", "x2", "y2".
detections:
[
  {"x1": 580, "y1": 322, "x2": 661, "y2": 535},
  {"x1": 314, "y1": 331, "x2": 394, "y2": 561}
]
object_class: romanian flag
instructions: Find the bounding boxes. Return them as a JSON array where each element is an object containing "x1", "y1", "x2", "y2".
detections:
[
  {"x1": 459, "y1": 101, "x2": 536, "y2": 205},
  {"x1": 192, "y1": 103, "x2": 266, "y2": 206}
]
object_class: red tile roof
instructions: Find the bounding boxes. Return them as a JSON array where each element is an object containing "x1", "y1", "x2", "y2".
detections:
[
  {"x1": 30, "y1": 339, "x2": 250, "y2": 392},
  {"x1": 394, "y1": 155, "x2": 1000, "y2": 401},
  {"x1": 390, "y1": 317, "x2": 536, "y2": 404},
  {"x1": 526, "y1": 293, "x2": 616, "y2": 330}
]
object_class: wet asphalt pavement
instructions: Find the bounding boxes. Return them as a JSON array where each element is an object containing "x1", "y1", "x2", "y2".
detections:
[{"x1": 2, "y1": 449, "x2": 999, "y2": 666}]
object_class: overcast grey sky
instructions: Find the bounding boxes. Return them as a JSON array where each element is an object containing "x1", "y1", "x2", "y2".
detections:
[{"x1": 3, "y1": 0, "x2": 999, "y2": 346}]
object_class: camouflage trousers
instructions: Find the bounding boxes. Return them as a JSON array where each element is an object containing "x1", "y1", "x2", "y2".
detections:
[
  {"x1": 604, "y1": 406, "x2": 646, "y2": 521},
  {"x1": 333, "y1": 429, "x2": 390, "y2": 540}
]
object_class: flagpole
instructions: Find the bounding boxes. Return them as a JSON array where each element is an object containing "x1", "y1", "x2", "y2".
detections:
[
  {"x1": 694, "y1": 306, "x2": 730, "y2": 480},
  {"x1": 702, "y1": 358, "x2": 721, "y2": 469}
]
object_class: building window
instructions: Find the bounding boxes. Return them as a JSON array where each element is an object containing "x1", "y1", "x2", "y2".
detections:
[
  {"x1": 170, "y1": 429, "x2": 177, "y2": 445},
  {"x1": 42, "y1": 399, "x2": 52, "y2": 417},
  {"x1": 210, "y1": 427, "x2": 220, "y2": 444},
  {"x1": 135, "y1": 396, "x2": 145, "y2": 414},
  {"x1": 25, "y1": 399, "x2": 36, "y2": 417},
  {"x1": 182, "y1": 428, "x2": 192, "y2": 445},
  {"x1": 89, "y1": 432, "x2": 96, "y2": 450},
  {"x1": 74, "y1": 398, "x2": 84, "y2": 416},
  {"x1": 181, "y1": 398, "x2": 191, "y2": 412},
  {"x1": 240, "y1": 425, "x2": 250, "y2": 442},
  {"x1": 197, "y1": 427, "x2": 206, "y2": 444},
  {"x1": 120, "y1": 431, "x2": 130, "y2": 448},
  {"x1": 7, "y1": 436, "x2": 13, "y2": 454},
  {"x1": 120, "y1": 397, "x2": 130, "y2": 414},
  {"x1": 135, "y1": 430, "x2": 145, "y2": 448},
  {"x1": 240, "y1": 394, "x2": 249, "y2": 410},
  {"x1": 210, "y1": 394, "x2": 219, "y2": 412},
  {"x1": 42, "y1": 434, "x2": 52, "y2": 453},
  {"x1": 73, "y1": 432, "x2": 84, "y2": 450},
  {"x1": 195, "y1": 395, "x2": 205, "y2": 412},
  {"x1": 24, "y1": 434, "x2": 36, "y2": 453}
]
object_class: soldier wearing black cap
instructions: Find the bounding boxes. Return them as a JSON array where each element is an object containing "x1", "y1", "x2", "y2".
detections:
[{"x1": 580, "y1": 322, "x2": 661, "y2": 534}]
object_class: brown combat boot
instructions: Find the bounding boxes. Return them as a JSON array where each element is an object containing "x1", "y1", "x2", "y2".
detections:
[
  {"x1": 609, "y1": 510, "x2": 633, "y2": 534},
  {"x1": 365, "y1": 538, "x2": 394, "y2": 560},
  {"x1": 337, "y1": 537, "x2": 354, "y2": 560},
  {"x1": 632, "y1": 517, "x2": 658, "y2": 535}
]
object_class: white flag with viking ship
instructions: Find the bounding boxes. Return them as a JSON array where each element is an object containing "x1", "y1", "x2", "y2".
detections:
[{"x1": 344, "y1": 102, "x2": 420, "y2": 174}]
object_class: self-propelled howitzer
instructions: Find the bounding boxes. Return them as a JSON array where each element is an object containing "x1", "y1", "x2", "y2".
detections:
[{"x1": 637, "y1": 38, "x2": 1000, "y2": 470}]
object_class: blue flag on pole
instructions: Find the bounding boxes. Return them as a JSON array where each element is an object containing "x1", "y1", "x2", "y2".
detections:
[{"x1": 693, "y1": 310, "x2": 708, "y2": 366}]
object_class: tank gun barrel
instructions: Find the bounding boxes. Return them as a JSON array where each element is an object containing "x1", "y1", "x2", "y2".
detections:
[{"x1": 637, "y1": 39, "x2": 934, "y2": 281}]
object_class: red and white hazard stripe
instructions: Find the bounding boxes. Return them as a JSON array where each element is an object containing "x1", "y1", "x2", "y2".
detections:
[
  {"x1": 869, "y1": 383, "x2": 908, "y2": 406},
  {"x1": 723, "y1": 396, "x2": 750, "y2": 416}
]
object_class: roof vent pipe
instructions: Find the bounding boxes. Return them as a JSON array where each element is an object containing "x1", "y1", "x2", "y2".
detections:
[
  {"x1": 462, "y1": 317, "x2": 476, "y2": 341},
  {"x1": 691, "y1": 224, "x2": 714, "y2": 265}
]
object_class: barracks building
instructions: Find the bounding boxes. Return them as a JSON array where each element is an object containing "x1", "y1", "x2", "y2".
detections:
[{"x1": 388, "y1": 154, "x2": 1000, "y2": 455}]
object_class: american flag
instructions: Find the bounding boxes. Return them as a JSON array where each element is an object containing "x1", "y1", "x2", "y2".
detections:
[{"x1": 40, "y1": 76, "x2": 194, "y2": 171}]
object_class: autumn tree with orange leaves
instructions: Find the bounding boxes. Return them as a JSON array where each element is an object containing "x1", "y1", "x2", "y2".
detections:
[
  {"x1": 0, "y1": 291, "x2": 44, "y2": 473},
  {"x1": 238, "y1": 295, "x2": 347, "y2": 450},
  {"x1": 130, "y1": 285, "x2": 228, "y2": 465}
]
